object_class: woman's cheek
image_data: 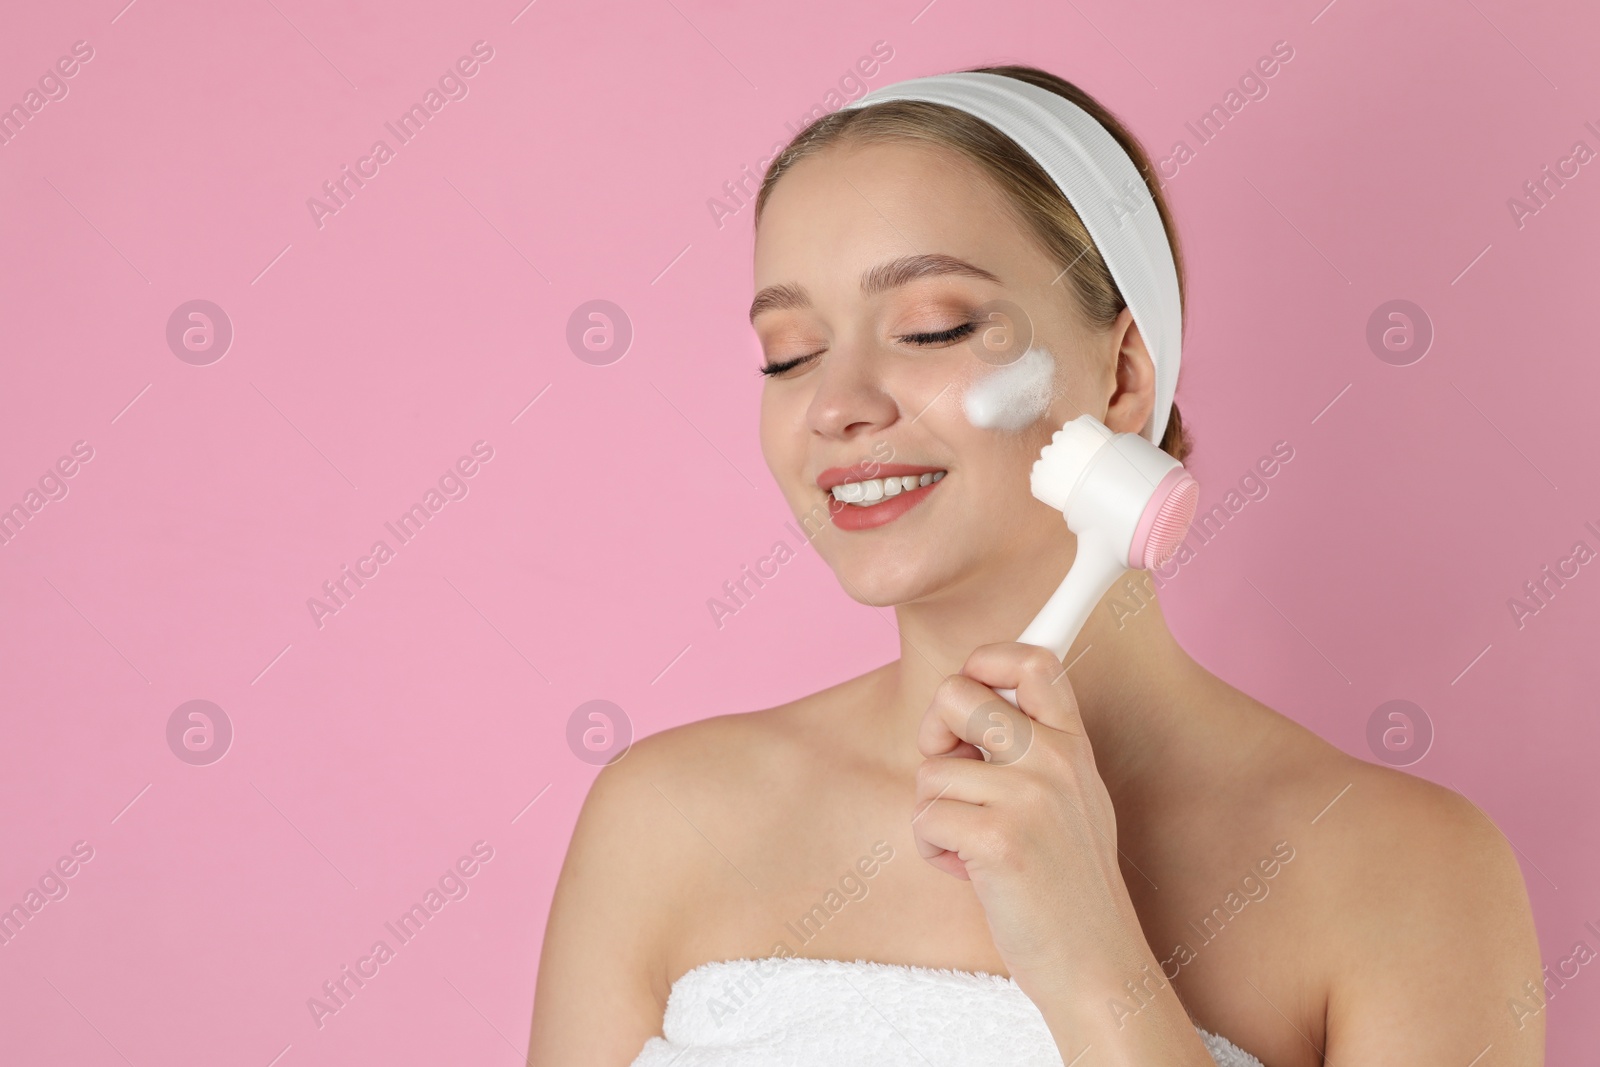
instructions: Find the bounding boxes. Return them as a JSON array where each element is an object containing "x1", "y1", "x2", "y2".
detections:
[
  {"x1": 758, "y1": 388, "x2": 815, "y2": 503},
  {"x1": 959, "y1": 344, "x2": 1058, "y2": 433}
]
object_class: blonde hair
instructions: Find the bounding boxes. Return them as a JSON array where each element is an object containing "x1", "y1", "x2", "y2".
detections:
[{"x1": 753, "y1": 64, "x2": 1195, "y2": 464}]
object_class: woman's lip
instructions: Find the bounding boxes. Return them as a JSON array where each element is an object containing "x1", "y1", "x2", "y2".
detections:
[
  {"x1": 815, "y1": 462, "x2": 947, "y2": 492},
  {"x1": 827, "y1": 477, "x2": 942, "y2": 532}
]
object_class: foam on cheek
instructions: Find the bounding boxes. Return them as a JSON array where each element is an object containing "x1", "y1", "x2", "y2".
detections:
[{"x1": 962, "y1": 344, "x2": 1056, "y2": 432}]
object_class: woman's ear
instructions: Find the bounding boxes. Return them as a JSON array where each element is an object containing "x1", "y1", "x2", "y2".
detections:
[{"x1": 1102, "y1": 305, "x2": 1157, "y2": 437}]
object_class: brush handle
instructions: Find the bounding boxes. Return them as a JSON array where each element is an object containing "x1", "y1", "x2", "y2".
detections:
[{"x1": 993, "y1": 526, "x2": 1126, "y2": 709}]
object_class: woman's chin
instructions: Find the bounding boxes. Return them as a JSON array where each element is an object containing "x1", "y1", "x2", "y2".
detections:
[
  {"x1": 836, "y1": 581, "x2": 920, "y2": 609},
  {"x1": 822, "y1": 555, "x2": 961, "y2": 609}
]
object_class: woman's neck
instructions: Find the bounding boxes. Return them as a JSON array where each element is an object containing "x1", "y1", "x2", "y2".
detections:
[{"x1": 873, "y1": 565, "x2": 1201, "y2": 797}]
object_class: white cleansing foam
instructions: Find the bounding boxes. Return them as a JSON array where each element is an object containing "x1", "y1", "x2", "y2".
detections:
[{"x1": 962, "y1": 344, "x2": 1056, "y2": 431}]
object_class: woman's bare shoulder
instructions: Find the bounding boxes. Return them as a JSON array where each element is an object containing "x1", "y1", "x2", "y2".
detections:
[
  {"x1": 568, "y1": 668, "x2": 886, "y2": 900},
  {"x1": 529, "y1": 683, "x2": 861, "y2": 1065},
  {"x1": 610, "y1": 692, "x2": 834, "y2": 797},
  {"x1": 1200, "y1": 696, "x2": 1543, "y2": 1062},
  {"x1": 1205, "y1": 697, "x2": 1532, "y2": 927},
  {"x1": 1225, "y1": 703, "x2": 1531, "y2": 918},
  {"x1": 608, "y1": 665, "x2": 890, "y2": 797}
]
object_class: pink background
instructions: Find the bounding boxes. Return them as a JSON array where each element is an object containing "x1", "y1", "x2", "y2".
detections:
[{"x1": 3, "y1": 0, "x2": 1597, "y2": 1063}]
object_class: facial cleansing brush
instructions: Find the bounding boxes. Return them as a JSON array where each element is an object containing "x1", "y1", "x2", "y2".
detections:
[{"x1": 993, "y1": 414, "x2": 1199, "y2": 708}]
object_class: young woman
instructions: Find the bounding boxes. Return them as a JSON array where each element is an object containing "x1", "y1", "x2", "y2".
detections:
[{"x1": 527, "y1": 64, "x2": 1543, "y2": 1066}]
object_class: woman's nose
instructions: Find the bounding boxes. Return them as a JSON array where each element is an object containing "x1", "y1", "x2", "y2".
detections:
[{"x1": 805, "y1": 351, "x2": 899, "y2": 440}]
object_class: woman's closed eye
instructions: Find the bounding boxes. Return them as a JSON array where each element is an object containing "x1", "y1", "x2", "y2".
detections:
[
  {"x1": 900, "y1": 320, "x2": 979, "y2": 346},
  {"x1": 758, "y1": 320, "x2": 981, "y2": 377},
  {"x1": 758, "y1": 352, "x2": 815, "y2": 377}
]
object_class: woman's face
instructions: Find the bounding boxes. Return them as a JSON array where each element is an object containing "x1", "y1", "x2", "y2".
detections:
[{"x1": 752, "y1": 137, "x2": 1130, "y2": 608}]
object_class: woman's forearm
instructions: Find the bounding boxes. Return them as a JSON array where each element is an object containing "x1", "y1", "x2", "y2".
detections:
[{"x1": 1027, "y1": 928, "x2": 1217, "y2": 1067}]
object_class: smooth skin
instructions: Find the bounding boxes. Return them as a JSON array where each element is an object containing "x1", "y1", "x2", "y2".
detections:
[{"x1": 527, "y1": 137, "x2": 1545, "y2": 1066}]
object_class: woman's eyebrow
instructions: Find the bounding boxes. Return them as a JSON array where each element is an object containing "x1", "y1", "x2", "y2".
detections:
[{"x1": 748, "y1": 253, "x2": 1002, "y2": 323}]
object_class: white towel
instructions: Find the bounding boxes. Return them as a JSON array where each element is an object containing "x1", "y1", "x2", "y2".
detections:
[{"x1": 629, "y1": 956, "x2": 1265, "y2": 1066}]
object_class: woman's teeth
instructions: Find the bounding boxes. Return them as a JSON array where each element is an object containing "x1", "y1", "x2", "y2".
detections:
[{"x1": 830, "y1": 471, "x2": 945, "y2": 506}]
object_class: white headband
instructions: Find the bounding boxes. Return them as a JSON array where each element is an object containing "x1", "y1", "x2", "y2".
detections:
[{"x1": 837, "y1": 71, "x2": 1182, "y2": 446}]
